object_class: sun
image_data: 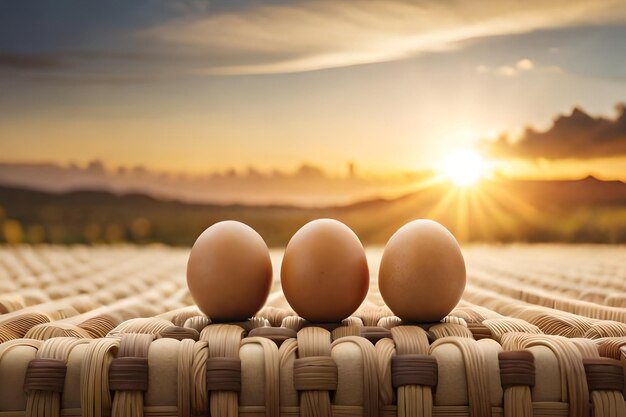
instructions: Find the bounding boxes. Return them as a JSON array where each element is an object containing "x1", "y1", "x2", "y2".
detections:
[{"x1": 441, "y1": 149, "x2": 485, "y2": 187}]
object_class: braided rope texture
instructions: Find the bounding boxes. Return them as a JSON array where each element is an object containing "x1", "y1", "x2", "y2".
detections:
[{"x1": 0, "y1": 244, "x2": 624, "y2": 417}]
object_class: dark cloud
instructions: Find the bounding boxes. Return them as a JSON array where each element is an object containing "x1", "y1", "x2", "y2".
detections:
[
  {"x1": 0, "y1": 49, "x2": 175, "y2": 84},
  {"x1": 485, "y1": 103, "x2": 626, "y2": 159},
  {"x1": 0, "y1": 52, "x2": 64, "y2": 69}
]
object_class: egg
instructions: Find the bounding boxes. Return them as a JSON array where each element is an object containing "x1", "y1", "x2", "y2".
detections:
[
  {"x1": 281, "y1": 219, "x2": 369, "y2": 322},
  {"x1": 378, "y1": 219, "x2": 466, "y2": 322},
  {"x1": 186, "y1": 221, "x2": 272, "y2": 321}
]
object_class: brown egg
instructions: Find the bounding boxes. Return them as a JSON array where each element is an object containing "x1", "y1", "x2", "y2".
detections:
[
  {"x1": 186, "y1": 221, "x2": 272, "y2": 321},
  {"x1": 281, "y1": 219, "x2": 369, "y2": 322},
  {"x1": 378, "y1": 219, "x2": 466, "y2": 322}
]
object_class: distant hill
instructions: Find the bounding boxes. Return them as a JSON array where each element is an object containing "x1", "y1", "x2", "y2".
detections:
[
  {"x1": 1, "y1": 176, "x2": 626, "y2": 245},
  {"x1": 0, "y1": 161, "x2": 427, "y2": 207}
]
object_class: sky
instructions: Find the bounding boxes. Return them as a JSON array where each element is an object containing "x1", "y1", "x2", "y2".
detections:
[{"x1": 1, "y1": 0, "x2": 626, "y2": 184}]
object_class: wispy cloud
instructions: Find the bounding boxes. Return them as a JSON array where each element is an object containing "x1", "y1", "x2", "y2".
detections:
[
  {"x1": 142, "y1": 0, "x2": 626, "y2": 75},
  {"x1": 475, "y1": 58, "x2": 562, "y2": 77},
  {"x1": 2, "y1": 0, "x2": 624, "y2": 79}
]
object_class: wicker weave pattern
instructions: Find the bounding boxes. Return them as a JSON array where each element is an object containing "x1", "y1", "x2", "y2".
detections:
[{"x1": 0, "y1": 245, "x2": 624, "y2": 416}]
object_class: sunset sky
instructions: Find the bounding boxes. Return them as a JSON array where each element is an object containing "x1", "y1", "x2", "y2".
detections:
[{"x1": 1, "y1": 0, "x2": 626, "y2": 182}]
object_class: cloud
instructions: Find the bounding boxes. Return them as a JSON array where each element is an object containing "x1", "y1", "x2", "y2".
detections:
[
  {"x1": 0, "y1": 52, "x2": 64, "y2": 70},
  {"x1": 516, "y1": 58, "x2": 534, "y2": 70},
  {"x1": 142, "y1": 0, "x2": 626, "y2": 75},
  {"x1": 497, "y1": 65, "x2": 517, "y2": 77},
  {"x1": 475, "y1": 58, "x2": 561, "y2": 77},
  {"x1": 1, "y1": 0, "x2": 624, "y2": 80},
  {"x1": 484, "y1": 103, "x2": 626, "y2": 159},
  {"x1": 0, "y1": 50, "x2": 177, "y2": 84}
]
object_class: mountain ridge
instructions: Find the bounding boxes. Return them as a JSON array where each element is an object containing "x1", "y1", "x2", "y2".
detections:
[
  {"x1": 3, "y1": 174, "x2": 625, "y2": 209},
  {"x1": 1, "y1": 176, "x2": 626, "y2": 245}
]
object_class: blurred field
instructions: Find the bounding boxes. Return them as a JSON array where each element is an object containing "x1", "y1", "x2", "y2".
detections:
[{"x1": 2, "y1": 176, "x2": 626, "y2": 246}]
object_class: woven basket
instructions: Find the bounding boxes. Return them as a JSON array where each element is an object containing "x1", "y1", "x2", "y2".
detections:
[{"x1": 0, "y1": 245, "x2": 624, "y2": 417}]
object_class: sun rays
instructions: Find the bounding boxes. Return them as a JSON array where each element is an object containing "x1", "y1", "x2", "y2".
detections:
[{"x1": 407, "y1": 152, "x2": 544, "y2": 243}]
